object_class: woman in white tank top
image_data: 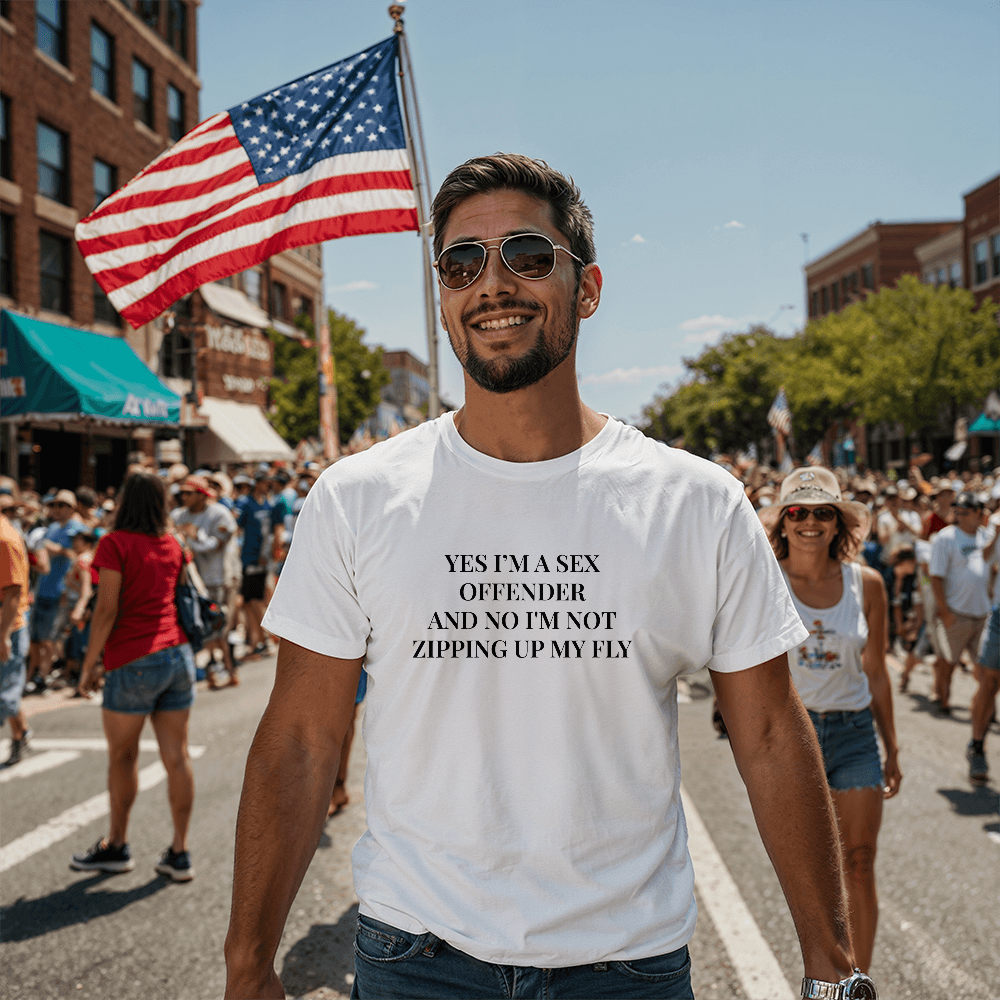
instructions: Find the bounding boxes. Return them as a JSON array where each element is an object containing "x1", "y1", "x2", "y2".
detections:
[{"x1": 761, "y1": 467, "x2": 901, "y2": 974}]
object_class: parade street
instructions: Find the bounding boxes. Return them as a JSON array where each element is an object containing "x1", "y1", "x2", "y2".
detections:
[{"x1": 2, "y1": 653, "x2": 998, "y2": 1000}]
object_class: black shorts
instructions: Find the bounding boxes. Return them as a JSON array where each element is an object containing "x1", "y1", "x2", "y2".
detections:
[{"x1": 240, "y1": 568, "x2": 266, "y2": 602}]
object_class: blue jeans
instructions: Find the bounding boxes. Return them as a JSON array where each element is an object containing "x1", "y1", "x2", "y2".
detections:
[
  {"x1": 0, "y1": 627, "x2": 28, "y2": 724},
  {"x1": 102, "y1": 643, "x2": 196, "y2": 715},
  {"x1": 807, "y1": 706, "x2": 883, "y2": 791},
  {"x1": 351, "y1": 915, "x2": 694, "y2": 999}
]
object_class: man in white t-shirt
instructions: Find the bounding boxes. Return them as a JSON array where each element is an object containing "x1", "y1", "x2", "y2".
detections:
[
  {"x1": 224, "y1": 155, "x2": 865, "y2": 1000},
  {"x1": 877, "y1": 485, "x2": 922, "y2": 559}
]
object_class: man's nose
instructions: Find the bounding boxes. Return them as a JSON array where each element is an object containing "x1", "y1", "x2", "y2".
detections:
[{"x1": 477, "y1": 245, "x2": 517, "y2": 296}]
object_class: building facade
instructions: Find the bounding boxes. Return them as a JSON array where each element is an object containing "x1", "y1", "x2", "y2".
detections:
[{"x1": 963, "y1": 173, "x2": 1000, "y2": 310}]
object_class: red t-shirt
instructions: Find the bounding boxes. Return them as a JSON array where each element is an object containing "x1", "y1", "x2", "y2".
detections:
[{"x1": 93, "y1": 531, "x2": 187, "y2": 671}]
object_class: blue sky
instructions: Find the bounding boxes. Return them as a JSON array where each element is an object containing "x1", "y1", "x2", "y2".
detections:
[{"x1": 197, "y1": 0, "x2": 1000, "y2": 423}]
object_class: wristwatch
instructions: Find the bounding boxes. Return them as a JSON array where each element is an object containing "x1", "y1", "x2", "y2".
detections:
[{"x1": 801, "y1": 969, "x2": 877, "y2": 999}]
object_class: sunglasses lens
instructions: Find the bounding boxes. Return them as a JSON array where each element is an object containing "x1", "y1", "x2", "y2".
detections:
[
  {"x1": 438, "y1": 243, "x2": 486, "y2": 289},
  {"x1": 502, "y1": 235, "x2": 556, "y2": 278},
  {"x1": 786, "y1": 505, "x2": 837, "y2": 522}
]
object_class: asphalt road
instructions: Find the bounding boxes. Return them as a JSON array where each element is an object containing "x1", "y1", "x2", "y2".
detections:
[{"x1": 1, "y1": 652, "x2": 998, "y2": 1000}]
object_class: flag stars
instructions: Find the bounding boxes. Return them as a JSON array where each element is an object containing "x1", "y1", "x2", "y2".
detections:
[
  {"x1": 259, "y1": 125, "x2": 269, "y2": 133},
  {"x1": 285, "y1": 113, "x2": 296, "y2": 122},
  {"x1": 274, "y1": 130, "x2": 285, "y2": 139},
  {"x1": 280, "y1": 146, "x2": 290, "y2": 155},
  {"x1": 358, "y1": 102, "x2": 366, "y2": 109},
  {"x1": 270, "y1": 110, "x2": 279, "y2": 119},
  {"x1": 322, "y1": 73, "x2": 332, "y2": 82},
  {"x1": 303, "y1": 138, "x2": 313, "y2": 147},
  {"x1": 248, "y1": 135, "x2": 260, "y2": 144},
  {"x1": 310, "y1": 87, "x2": 319, "y2": 95},
  {"x1": 373, "y1": 104, "x2": 382, "y2": 113},
  {"x1": 378, "y1": 124, "x2": 386, "y2": 133},
  {"x1": 325, "y1": 90, "x2": 335, "y2": 98},
  {"x1": 355, "y1": 124, "x2": 364, "y2": 133},
  {"x1": 299, "y1": 118, "x2": 308, "y2": 128},
  {"x1": 344, "y1": 112, "x2": 353, "y2": 121},
  {"x1": 367, "y1": 133, "x2": 377, "y2": 142},
  {"x1": 241, "y1": 119, "x2": 251, "y2": 128},
  {"x1": 320, "y1": 138, "x2": 331, "y2": 148},
  {"x1": 343, "y1": 135, "x2": 353, "y2": 143},
  {"x1": 255, "y1": 107, "x2": 264, "y2": 116},
  {"x1": 333, "y1": 125, "x2": 342, "y2": 133},
  {"x1": 296, "y1": 99, "x2": 307, "y2": 108},
  {"x1": 338, "y1": 77, "x2": 346, "y2": 84},
  {"x1": 367, "y1": 89, "x2": 376, "y2": 96}
]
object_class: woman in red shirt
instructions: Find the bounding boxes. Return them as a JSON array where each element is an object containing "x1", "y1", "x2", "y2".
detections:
[{"x1": 70, "y1": 472, "x2": 197, "y2": 882}]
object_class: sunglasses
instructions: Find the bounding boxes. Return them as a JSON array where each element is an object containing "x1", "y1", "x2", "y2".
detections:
[
  {"x1": 784, "y1": 505, "x2": 838, "y2": 522},
  {"x1": 434, "y1": 233, "x2": 584, "y2": 290}
]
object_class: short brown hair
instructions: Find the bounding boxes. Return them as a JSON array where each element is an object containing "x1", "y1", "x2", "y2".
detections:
[{"x1": 431, "y1": 153, "x2": 596, "y2": 281}]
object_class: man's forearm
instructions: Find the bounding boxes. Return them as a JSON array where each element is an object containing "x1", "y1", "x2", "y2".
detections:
[
  {"x1": 0, "y1": 588, "x2": 20, "y2": 642},
  {"x1": 225, "y1": 701, "x2": 343, "y2": 996},
  {"x1": 930, "y1": 577, "x2": 948, "y2": 618}
]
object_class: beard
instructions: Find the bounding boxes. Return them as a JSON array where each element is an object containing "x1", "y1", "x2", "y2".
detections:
[{"x1": 453, "y1": 298, "x2": 578, "y2": 395}]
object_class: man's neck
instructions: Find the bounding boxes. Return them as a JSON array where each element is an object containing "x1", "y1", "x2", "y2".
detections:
[{"x1": 454, "y1": 365, "x2": 606, "y2": 463}]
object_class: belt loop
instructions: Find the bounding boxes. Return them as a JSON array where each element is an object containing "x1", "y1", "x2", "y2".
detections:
[
  {"x1": 592, "y1": 962, "x2": 608, "y2": 972},
  {"x1": 421, "y1": 936, "x2": 441, "y2": 958}
]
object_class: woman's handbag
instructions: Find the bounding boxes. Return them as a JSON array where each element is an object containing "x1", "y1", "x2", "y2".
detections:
[{"x1": 175, "y1": 564, "x2": 226, "y2": 653}]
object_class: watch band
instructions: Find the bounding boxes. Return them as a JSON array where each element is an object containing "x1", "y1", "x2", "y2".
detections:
[
  {"x1": 801, "y1": 979, "x2": 843, "y2": 1000},
  {"x1": 801, "y1": 969, "x2": 877, "y2": 1000}
]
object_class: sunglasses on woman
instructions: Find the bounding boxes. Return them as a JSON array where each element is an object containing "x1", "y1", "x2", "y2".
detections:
[
  {"x1": 784, "y1": 505, "x2": 838, "y2": 522},
  {"x1": 434, "y1": 233, "x2": 584, "y2": 290}
]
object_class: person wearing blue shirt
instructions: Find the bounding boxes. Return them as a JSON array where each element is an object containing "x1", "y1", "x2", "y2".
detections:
[{"x1": 236, "y1": 474, "x2": 283, "y2": 658}]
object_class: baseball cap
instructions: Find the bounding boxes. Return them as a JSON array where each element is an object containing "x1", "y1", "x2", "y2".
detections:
[{"x1": 953, "y1": 491, "x2": 983, "y2": 511}]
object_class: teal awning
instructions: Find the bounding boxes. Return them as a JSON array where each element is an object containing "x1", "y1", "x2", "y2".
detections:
[
  {"x1": 0, "y1": 310, "x2": 180, "y2": 425},
  {"x1": 969, "y1": 412, "x2": 1000, "y2": 434}
]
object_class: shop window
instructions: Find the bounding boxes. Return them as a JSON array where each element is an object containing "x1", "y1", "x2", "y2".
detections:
[
  {"x1": 93, "y1": 278, "x2": 119, "y2": 326},
  {"x1": 93, "y1": 158, "x2": 117, "y2": 209},
  {"x1": 0, "y1": 95, "x2": 10, "y2": 180},
  {"x1": 36, "y1": 0, "x2": 66, "y2": 65},
  {"x1": 972, "y1": 239, "x2": 988, "y2": 285},
  {"x1": 159, "y1": 326, "x2": 192, "y2": 379},
  {"x1": 167, "y1": 84, "x2": 184, "y2": 143},
  {"x1": 37, "y1": 121, "x2": 69, "y2": 204},
  {"x1": 949, "y1": 261, "x2": 961, "y2": 288},
  {"x1": 1, "y1": 213, "x2": 13, "y2": 297},
  {"x1": 166, "y1": 0, "x2": 187, "y2": 58},
  {"x1": 91, "y1": 23, "x2": 115, "y2": 100},
  {"x1": 271, "y1": 281, "x2": 286, "y2": 319},
  {"x1": 133, "y1": 58, "x2": 152, "y2": 127},
  {"x1": 861, "y1": 263, "x2": 874, "y2": 290},
  {"x1": 39, "y1": 230, "x2": 70, "y2": 314},
  {"x1": 243, "y1": 268, "x2": 262, "y2": 306},
  {"x1": 137, "y1": 0, "x2": 160, "y2": 31}
]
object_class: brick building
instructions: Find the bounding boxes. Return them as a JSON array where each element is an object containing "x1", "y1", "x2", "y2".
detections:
[
  {"x1": 962, "y1": 173, "x2": 1000, "y2": 310},
  {"x1": 0, "y1": 1, "x2": 322, "y2": 484}
]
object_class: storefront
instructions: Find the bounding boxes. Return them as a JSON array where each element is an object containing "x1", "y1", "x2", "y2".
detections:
[{"x1": 0, "y1": 310, "x2": 181, "y2": 491}]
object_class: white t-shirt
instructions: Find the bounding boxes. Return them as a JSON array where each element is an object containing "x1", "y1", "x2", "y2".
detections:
[
  {"x1": 170, "y1": 503, "x2": 236, "y2": 587},
  {"x1": 877, "y1": 507, "x2": 921, "y2": 556},
  {"x1": 264, "y1": 413, "x2": 808, "y2": 967},
  {"x1": 783, "y1": 562, "x2": 871, "y2": 713},
  {"x1": 929, "y1": 524, "x2": 992, "y2": 618}
]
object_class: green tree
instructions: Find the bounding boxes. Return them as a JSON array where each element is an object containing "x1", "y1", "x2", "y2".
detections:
[{"x1": 328, "y1": 308, "x2": 391, "y2": 445}]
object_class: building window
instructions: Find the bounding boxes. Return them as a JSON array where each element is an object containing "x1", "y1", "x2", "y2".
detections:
[
  {"x1": 809, "y1": 291, "x2": 818, "y2": 318},
  {"x1": 133, "y1": 58, "x2": 152, "y2": 127},
  {"x1": 973, "y1": 239, "x2": 989, "y2": 285},
  {"x1": 820, "y1": 286, "x2": 829, "y2": 313},
  {"x1": 848, "y1": 271, "x2": 858, "y2": 296},
  {"x1": 166, "y1": 0, "x2": 187, "y2": 58},
  {"x1": 992, "y1": 233, "x2": 1000, "y2": 280},
  {"x1": 90, "y1": 23, "x2": 115, "y2": 100},
  {"x1": 861, "y1": 263, "x2": 874, "y2": 290},
  {"x1": 297, "y1": 296, "x2": 313, "y2": 324},
  {"x1": 166, "y1": 84, "x2": 184, "y2": 142},
  {"x1": 831, "y1": 283, "x2": 840, "y2": 311},
  {"x1": 159, "y1": 326, "x2": 192, "y2": 379},
  {"x1": 0, "y1": 94, "x2": 10, "y2": 180},
  {"x1": 243, "y1": 269, "x2": 262, "y2": 306},
  {"x1": 93, "y1": 159, "x2": 117, "y2": 209},
  {"x1": 36, "y1": 0, "x2": 66, "y2": 65},
  {"x1": 949, "y1": 261, "x2": 961, "y2": 288},
  {"x1": 0, "y1": 213, "x2": 13, "y2": 297},
  {"x1": 93, "y1": 278, "x2": 119, "y2": 325},
  {"x1": 37, "y1": 121, "x2": 69, "y2": 204},
  {"x1": 271, "y1": 281, "x2": 286, "y2": 319},
  {"x1": 137, "y1": 0, "x2": 160, "y2": 31},
  {"x1": 39, "y1": 230, "x2": 70, "y2": 314}
]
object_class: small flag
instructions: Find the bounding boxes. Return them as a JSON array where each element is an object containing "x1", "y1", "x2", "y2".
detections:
[
  {"x1": 806, "y1": 441, "x2": 823, "y2": 466},
  {"x1": 767, "y1": 387, "x2": 793, "y2": 437},
  {"x1": 76, "y1": 36, "x2": 417, "y2": 329}
]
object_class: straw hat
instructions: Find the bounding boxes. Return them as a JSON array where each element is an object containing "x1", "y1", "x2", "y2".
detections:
[{"x1": 760, "y1": 467, "x2": 872, "y2": 541}]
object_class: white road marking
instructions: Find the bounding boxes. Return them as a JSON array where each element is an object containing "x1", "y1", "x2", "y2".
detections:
[
  {"x1": 681, "y1": 784, "x2": 795, "y2": 1000},
  {"x1": 0, "y1": 750, "x2": 81, "y2": 783},
  {"x1": 0, "y1": 737, "x2": 161, "y2": 755},
  {"x1": 0, "y1": 745, "x2": 205, "y2": 873}
]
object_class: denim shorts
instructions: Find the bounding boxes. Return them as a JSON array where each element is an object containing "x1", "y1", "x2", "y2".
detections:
[
  {"x1": 29, "y1": 595, "x2": 61, "y2": 643},
  {"x1": 978, "y1": 605, "x2": 999, "y2": 672},
  {"x1": 807, "y1": 706, "x2": 883, "y2": 792},
  {"x1": 352, "y1": 914, "x2": 693, "y2": 999},
  {"x1": 102, "y1": 643, "x2": 196, "y2": 715},
  {"x1": 0, "y1": 627, "x2": 29, "y2": 724}
]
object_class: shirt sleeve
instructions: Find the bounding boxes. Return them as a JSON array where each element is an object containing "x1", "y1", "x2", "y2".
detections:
[
  {"x1": 261, "y1": 475, "x2": 370, "y2": 659},
  {"x1": 928, "y1": 532, "x2": 949, "y2": 577},
  {"x1": 707, "y1": 492, "x2": 809, "y2": 673},
  {"x1": 92, "y1": 533, "x2": 123, "y2": 574}
]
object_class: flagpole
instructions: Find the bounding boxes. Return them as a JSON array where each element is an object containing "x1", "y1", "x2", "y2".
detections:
[{"x1": 390, "y1": 4, "x2": 441, "y2": 420}]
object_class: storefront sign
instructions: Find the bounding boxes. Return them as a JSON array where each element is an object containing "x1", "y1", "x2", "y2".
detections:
[
  {"x1": 206, "y1": 325, "x2": 271, "y2": 361},
  {"x1": 0, "y1": 376, "x2": 26, "y2": 398}
]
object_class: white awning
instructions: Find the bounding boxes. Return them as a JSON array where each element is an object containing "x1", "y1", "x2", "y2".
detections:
[
  {"x1": 199, "y1": 282, "x2": 271, "y2": 330},
  {"x1": 194, "y1": 396, "x2": 294, "y2": 464}
]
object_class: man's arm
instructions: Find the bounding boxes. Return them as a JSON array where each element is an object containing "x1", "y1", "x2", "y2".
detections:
[
  {"x1": 1, "y1": 583, "x2": 21, "y2": 662},
  {"x1": 224, "y1": 640, "x2": 362, "y2": 1000},
  {"x1": 930, "y1": 575, "x2": 953, "y2": 628},
  {"x1": 711, "y1": 655, "x2": 855, "y2": 983}
]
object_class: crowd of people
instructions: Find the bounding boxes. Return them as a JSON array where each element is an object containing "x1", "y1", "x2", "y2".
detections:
[{"x1": 0, "y1": 455, "x2": 325, "y2": 756}]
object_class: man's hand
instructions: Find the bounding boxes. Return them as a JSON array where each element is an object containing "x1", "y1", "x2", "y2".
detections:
[
  {"x1": 0, "y1": 635, "x2": 11, "y2": 663},
  {"x1": 939, "y1": 607, "x2": 956, "y2": 630}
]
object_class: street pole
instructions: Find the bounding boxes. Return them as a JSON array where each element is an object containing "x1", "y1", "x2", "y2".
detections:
[{"x1": 390, "y1": 3, "x2": 440, "y2": 420}]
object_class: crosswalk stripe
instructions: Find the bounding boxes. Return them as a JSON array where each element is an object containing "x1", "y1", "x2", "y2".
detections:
[
  {"x1": 0, "y1": 738, "x2": 161, "y2": 755},
  {"x1": 681, "y1": 784, "x2": 795, "y2": 1000},
  {"x1": 0, "y1": 746, "x2": 205, "y2": 873},
  {"x1": 0, "y1": 750, "x2": 81, "y2": 784}
]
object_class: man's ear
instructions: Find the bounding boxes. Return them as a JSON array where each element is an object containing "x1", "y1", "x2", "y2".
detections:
[{"x1": 576, "y1": 264, "x2": 602, "y2": 320}]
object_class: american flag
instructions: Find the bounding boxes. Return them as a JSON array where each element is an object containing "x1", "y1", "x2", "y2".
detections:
[
  {"x1": 767, "y1": 387, "x2": 793, "y2": 437},
  {"x1": 75, "y1": 36, "x2": 417, "y2": 329}
]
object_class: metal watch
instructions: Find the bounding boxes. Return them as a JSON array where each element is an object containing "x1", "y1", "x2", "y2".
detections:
[{"x1": 801, "y1": 969, "x2": 877, "y2": 999}]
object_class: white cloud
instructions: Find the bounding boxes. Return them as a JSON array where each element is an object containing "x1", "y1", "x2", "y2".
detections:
[
  {"x1": 683, "y1": 330, "x2": 724, "y2": 344},
  {"x1": 679, "y1": 314, "x2": 738, "y2": 332},
  {"x1": 329, "y1": 280, "x2": 377, "y2": 293},
  {"x1": 630, "y1": 233, "x2": 646, "y2": 243},
  {"x1": 579, "y1": 364, "x2": 681, "y2": 386},
  {"x1": 723, "y1": 220, "x2": 745, "y2": 229}
]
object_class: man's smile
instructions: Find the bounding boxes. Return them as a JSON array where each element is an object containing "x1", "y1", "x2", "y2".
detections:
[{"x1": 471, "y1": 314, "x2": 530, "y2": 331}]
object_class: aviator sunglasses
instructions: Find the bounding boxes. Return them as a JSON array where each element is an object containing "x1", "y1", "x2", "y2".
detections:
[
  {"x1": 784, "y1": 505, "x2": 838, "y2": 522},
  {"x1": 434, "y1": 233, "x2": 584, "y2": 290}
]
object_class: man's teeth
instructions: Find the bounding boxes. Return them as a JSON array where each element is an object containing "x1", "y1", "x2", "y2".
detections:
[{"x1": 475, "y1": 315, "x2": 527, "y2": 330}]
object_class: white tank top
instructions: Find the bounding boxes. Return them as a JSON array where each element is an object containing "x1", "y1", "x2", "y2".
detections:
[{"x1": 782, "y1": 562, "x2": 871, "y2": 713}]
